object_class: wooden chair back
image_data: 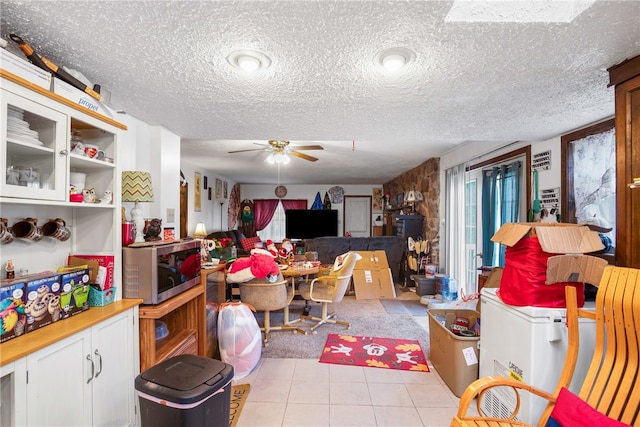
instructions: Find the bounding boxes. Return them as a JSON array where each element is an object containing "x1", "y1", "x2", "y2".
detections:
[{"x1": 451, "y1": 266, "x2": 640, "y2": 427}]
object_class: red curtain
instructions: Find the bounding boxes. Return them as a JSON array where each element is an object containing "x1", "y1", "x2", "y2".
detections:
[
  {"x1": 281, "y1": 199, "x2": 307, "y2": 211},
  {"x1": 254, "y1": 199, "x2": 280, "y2": 231}
]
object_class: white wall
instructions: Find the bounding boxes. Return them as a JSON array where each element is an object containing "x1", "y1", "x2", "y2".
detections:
[
  {"x1": 179, "y1": 161, "x2": 236, "y2": 235},
  {"x1": 241, "y1": 184, "x2": 382, "y2": 236}
]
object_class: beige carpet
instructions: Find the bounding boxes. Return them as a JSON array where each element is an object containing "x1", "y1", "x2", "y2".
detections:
[{"x1": 229, "y1": 384, "x2": 250, "y2": 427}]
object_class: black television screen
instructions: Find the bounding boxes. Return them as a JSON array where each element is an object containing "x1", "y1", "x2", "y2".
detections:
[{"x1": 285, "y1": 209, "x2": 338, "y2": 240}]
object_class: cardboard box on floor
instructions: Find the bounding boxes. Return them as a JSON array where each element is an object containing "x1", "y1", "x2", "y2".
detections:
[
  {"x1": 352, "y1": 250, "x2": 396, "y2": 300},
  {"x1": 491, "y1": 222, "x2": 607, "y2": 285}
]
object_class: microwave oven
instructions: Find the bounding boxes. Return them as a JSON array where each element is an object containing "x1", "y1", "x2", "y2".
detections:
[{"x1": 122, "y1": 240, "x2": 201, "y2": 304}]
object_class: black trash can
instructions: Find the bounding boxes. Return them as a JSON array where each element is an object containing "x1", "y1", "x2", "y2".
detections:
[{"x1": 135, "y1": 354, "x2": 234, "y2": 427}]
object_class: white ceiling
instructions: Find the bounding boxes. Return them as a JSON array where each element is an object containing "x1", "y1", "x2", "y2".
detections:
[{"x1": 1, "y1": 1, "x2": 639, "y2": 185}]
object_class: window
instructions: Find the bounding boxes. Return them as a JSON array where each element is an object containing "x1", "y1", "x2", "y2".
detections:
[
  {"x1": 561, "y1": 119, "x2": 616, "y2": 260},
  {"x1": 257, "y1": 202, "x2": 286, "y2": 242},
  {"x1": 465, "y1": 180, "x2": 477, "y2": 288}
]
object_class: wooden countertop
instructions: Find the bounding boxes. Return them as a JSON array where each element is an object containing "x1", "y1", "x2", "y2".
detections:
[{"x1": 0, "y1": 299, "x2": 142, "y2": 366}]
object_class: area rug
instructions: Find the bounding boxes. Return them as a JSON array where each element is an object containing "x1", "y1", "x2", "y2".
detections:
[
  {"x1": 229, "y1": 384, "x2": 250, "y2": 427},
  {"x1": 256, "y1": 296, "x2": 431, "y2": 359},
  {"x1": 319, "y1": 334, "x2": 430, "y2": 372}
]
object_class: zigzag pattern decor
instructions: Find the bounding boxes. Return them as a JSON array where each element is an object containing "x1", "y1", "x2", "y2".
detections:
[{"x1": 121, "y1": 171, "x2": 154, "y2": 202}]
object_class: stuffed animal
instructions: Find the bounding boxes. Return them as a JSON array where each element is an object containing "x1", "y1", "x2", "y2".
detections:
[
  {"x1": 265, "y1": 240, "x2": 278, "y2": 258},
  {"x1": 226, "y1": 249, "x2": 280, "y2": 283},
  {"x1": 278, "y1": 239, "x2": 294, "y2": 263}
]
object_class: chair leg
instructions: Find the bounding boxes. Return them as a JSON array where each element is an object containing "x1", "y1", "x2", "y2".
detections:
[{"x1": 301, "y1": 302, "x2": 350, "y2": 334}]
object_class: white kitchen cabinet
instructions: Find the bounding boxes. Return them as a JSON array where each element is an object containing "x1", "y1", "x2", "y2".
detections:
[
  {"x1": 0, "y1": 71, "x2": 126, "y2": 297},
  {"x1": 1, "y1": 306, "x2": 139, "y2": 427}
]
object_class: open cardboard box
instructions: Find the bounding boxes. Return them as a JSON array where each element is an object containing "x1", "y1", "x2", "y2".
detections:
[
  {"x1": 352, "y1": 250, "x2": 396, "y2": 300},
  {"x1": 491, "y1": 222, "x2": 607, "y2": 286}
]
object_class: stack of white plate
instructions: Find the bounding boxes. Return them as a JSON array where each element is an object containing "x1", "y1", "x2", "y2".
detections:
[{"x1": 6, "y1": 106, "x2": 43, "y2": 146}]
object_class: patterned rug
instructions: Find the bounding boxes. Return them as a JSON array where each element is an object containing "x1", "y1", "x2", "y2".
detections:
[{"x1": 319, "y1": 334, "x2": 429, "y2": 372}]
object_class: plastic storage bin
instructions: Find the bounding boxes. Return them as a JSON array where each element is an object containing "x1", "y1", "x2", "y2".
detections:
[
  {"x1": 411, "y1": 275, "x2": 436, "y2": 296},
  {"x1": 428, "y1": 309, "x2": 480, "y2": 397},
  {"x1": 135, "y1": 354, "x2": 234, "y2": 427}
]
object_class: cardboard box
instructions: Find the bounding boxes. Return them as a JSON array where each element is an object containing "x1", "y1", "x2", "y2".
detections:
[
  {"x1": 428, "y1": 309, "x2": 480, "y2": 397},
  {"x1": 68, "y1": 253, "x2": 115, "y2": 290},
  {"x1": 0, "y1": 48, "x2": 53, "y2": 90},
  {"x1": 24, "y1": 273, "x2": 62, "y2": 333},
  {"x1": 52, "y1": 77, "x2": 113, "y2": 117},
  {"x1": 351, "y1": 250, "x2": 396, "y2": 299},
  {"x1": 491, "y1": 222, "x2": 605, "y2": 286},
  {"x1": 59, "y1": 268, "x2": 91, "y2": 318},
  {"x1": 0, "y1": 279, "x2": 28, "y2": 343}
]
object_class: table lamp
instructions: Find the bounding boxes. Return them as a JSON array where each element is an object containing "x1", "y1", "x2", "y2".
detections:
[
  {"x1": 122, "y1": 171, "x2": 154, "y2": 243},
  {"x1": 194, "y1": 222, "x2": 208, "y2": 238},
  {"x1": 404, "y1": 190, "x2": 424, "y2": 213}
]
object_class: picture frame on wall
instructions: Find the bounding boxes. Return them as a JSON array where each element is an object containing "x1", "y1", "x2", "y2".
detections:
[
  {"x1": 208, "y1": 187, "x2": 212, "y2": 200},
  {"x1": 204, "y1": 176, "x2": 208, "y2": 189},
  {"x1": 194, "y1": 172, "x2": 202, "y2": 211},
  {"x1": 372, "y1": 187, "x2": 383, "y2": 211},
  {"x1": 223, "y1": 181, "x2": 228, "y2": 199},
  {"x1": 215, "y1": 178, "x2": 222, "y2": 199}
]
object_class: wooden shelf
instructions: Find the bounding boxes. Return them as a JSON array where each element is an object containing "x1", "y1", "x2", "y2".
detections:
[{"x1": 138, "y1": 281, "x2": 206, "y2": 371}]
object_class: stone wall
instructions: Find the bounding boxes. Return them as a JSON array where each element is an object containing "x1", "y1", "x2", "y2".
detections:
[{"x1": 383, "y1": 157, "x2": 440, "y2": 265}]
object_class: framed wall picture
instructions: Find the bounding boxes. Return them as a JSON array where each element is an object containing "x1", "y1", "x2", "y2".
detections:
[
  {"x1": 223, "y1": 180, "x2": 228, "y2": 199},
  {"x1": 208, "y1": 187, "x2": 212, "y2": 200},
  {"x1": 215, "y1": 178, "x2": 223, "y2": 199},
  {"x1": 372, "y1": 187, "x2": 383, "y2": 211},
  {"x1": 194, "y1": 172, "x2": 202, "y2": 211},
  {"x1": 203, "y1": 176, "x2": 208, "y2": 189}
]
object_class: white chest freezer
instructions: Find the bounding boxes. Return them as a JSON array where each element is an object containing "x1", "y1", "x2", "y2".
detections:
[{"x1": 478, "y1": 288, "x2": 596, "y2": 425}]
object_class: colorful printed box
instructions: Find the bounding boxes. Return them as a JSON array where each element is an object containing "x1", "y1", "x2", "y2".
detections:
[
  {"x1": 59, "y1": 268, "x2": 91, "y2": 319},
  {"x1": 24, "y1": 274, "x2": 62, "y2": 333},
  {"x1": 0, "y1": 279, "x2": 28, "y2": 343}
]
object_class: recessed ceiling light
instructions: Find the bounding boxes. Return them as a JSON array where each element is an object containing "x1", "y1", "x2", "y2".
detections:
[
  {"x1": 227, "y1": 50, "x2": 271, "y2": 72},
  {"x1": 374, "y1": 47, "x2": 416, "y2": 72}
]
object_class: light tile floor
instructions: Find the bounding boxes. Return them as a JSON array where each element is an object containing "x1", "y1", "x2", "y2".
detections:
[
  {"x1": 231, "y1": 289, "x2": 481, "y2": 426},
  {"x1": 233, "y1": 357, "x2": 465, "y2": 427}
]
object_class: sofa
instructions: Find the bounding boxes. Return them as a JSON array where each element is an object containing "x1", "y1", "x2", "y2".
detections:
[
  {"x1": 206, "y1": 229, "x2": 250, "y2": 256},
  {"x1": 304, "y1": 236, "x2": 405, "y2": 283}
]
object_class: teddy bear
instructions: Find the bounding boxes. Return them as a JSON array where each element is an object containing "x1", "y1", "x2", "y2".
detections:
[{"x1": 226, "y1": 249, "x2": 280, "y2": 283}]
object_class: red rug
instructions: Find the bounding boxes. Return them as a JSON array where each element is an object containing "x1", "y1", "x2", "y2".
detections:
[{"x1": 319, "y1": 334, "x2": 429, "y2": 372}]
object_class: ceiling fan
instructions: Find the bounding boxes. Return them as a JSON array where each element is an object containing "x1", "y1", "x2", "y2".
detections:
[{"x1": 228, "y1": 140, "x2": 324, "y2": 163}]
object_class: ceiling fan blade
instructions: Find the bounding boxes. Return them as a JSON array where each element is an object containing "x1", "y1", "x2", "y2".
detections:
[
  {"x1": 291, "y1": 145, "x2": 324, "y2": 151},
  {"x1": 291, "y1": 150, "x2": 319, "y2": 162},
  {"x1": 228, "y1": 142, "x2": 269, "y2": 154},
  {"x1": 228, "y1": 148, "x2": 266, "y2": 154}
]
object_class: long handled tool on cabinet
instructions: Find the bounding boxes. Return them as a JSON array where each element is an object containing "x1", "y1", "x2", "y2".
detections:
[{"x1": 9, "y1": 34, "x2": 102, "y2": 101}]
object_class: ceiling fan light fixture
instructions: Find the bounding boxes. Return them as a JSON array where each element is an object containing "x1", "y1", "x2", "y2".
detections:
[
  {"x1": 374, "y1": 47, "x2": 415, "y2": 72},
  {"x1": 227, "y1": 49, "x2": 271, "y2": 72},
  {"x1": 265, "y1": 152, "x2": 290, "y2": 165}
]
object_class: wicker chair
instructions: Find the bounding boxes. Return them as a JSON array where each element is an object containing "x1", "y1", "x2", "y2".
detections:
[
  {"x1": 238, "y1": 273, "x2": 298, "y2": 345},
  {"x1": 451, "y1": 266, "x2": 640, "y2": 427}
]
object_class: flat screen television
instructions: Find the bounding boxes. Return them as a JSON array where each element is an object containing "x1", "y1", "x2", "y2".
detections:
[{"x1": 285, "y1": 209, "x2": 338, "y2": 240}]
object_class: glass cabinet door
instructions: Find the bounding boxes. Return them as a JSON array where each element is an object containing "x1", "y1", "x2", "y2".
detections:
[{"x1": 1, "y1": 89, "x2": 68, "y2": 201}]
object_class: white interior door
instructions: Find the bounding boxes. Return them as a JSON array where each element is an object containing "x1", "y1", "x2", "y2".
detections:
[{"x1": 344, "y1": 196, "x2": 371, "y2": 237}]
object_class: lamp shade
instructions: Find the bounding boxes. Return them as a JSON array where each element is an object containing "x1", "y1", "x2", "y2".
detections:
[
  {"x1": 194, "y1": 222, "x2": 208, "y2": 237},
  {"x1": 404, "y1": 190, "x2": 424, "y2": 203},
  {"x1": 122, "y1": 171, "x2": 154, "y2": 202}
]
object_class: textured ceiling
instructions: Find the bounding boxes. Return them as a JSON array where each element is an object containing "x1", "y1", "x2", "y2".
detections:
[{"x1": 1, "y1": 1, "x2": 639, "y2": 185}]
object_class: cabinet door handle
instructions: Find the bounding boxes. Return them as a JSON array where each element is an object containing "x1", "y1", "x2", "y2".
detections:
[
  {"x1": 59, "y1": 149, "x2": 69, "y2": 156},
  {"x1": 94, "y1": 349, "x2": 103, "y2": 378},
  {"x1": 86, "y1": 354, "x2": 94, "y2": 384}
]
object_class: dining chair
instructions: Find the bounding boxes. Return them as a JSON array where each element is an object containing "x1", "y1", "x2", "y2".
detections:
[{"x1": 298, "y1": 251, "x2": 361, "y2": 333}]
